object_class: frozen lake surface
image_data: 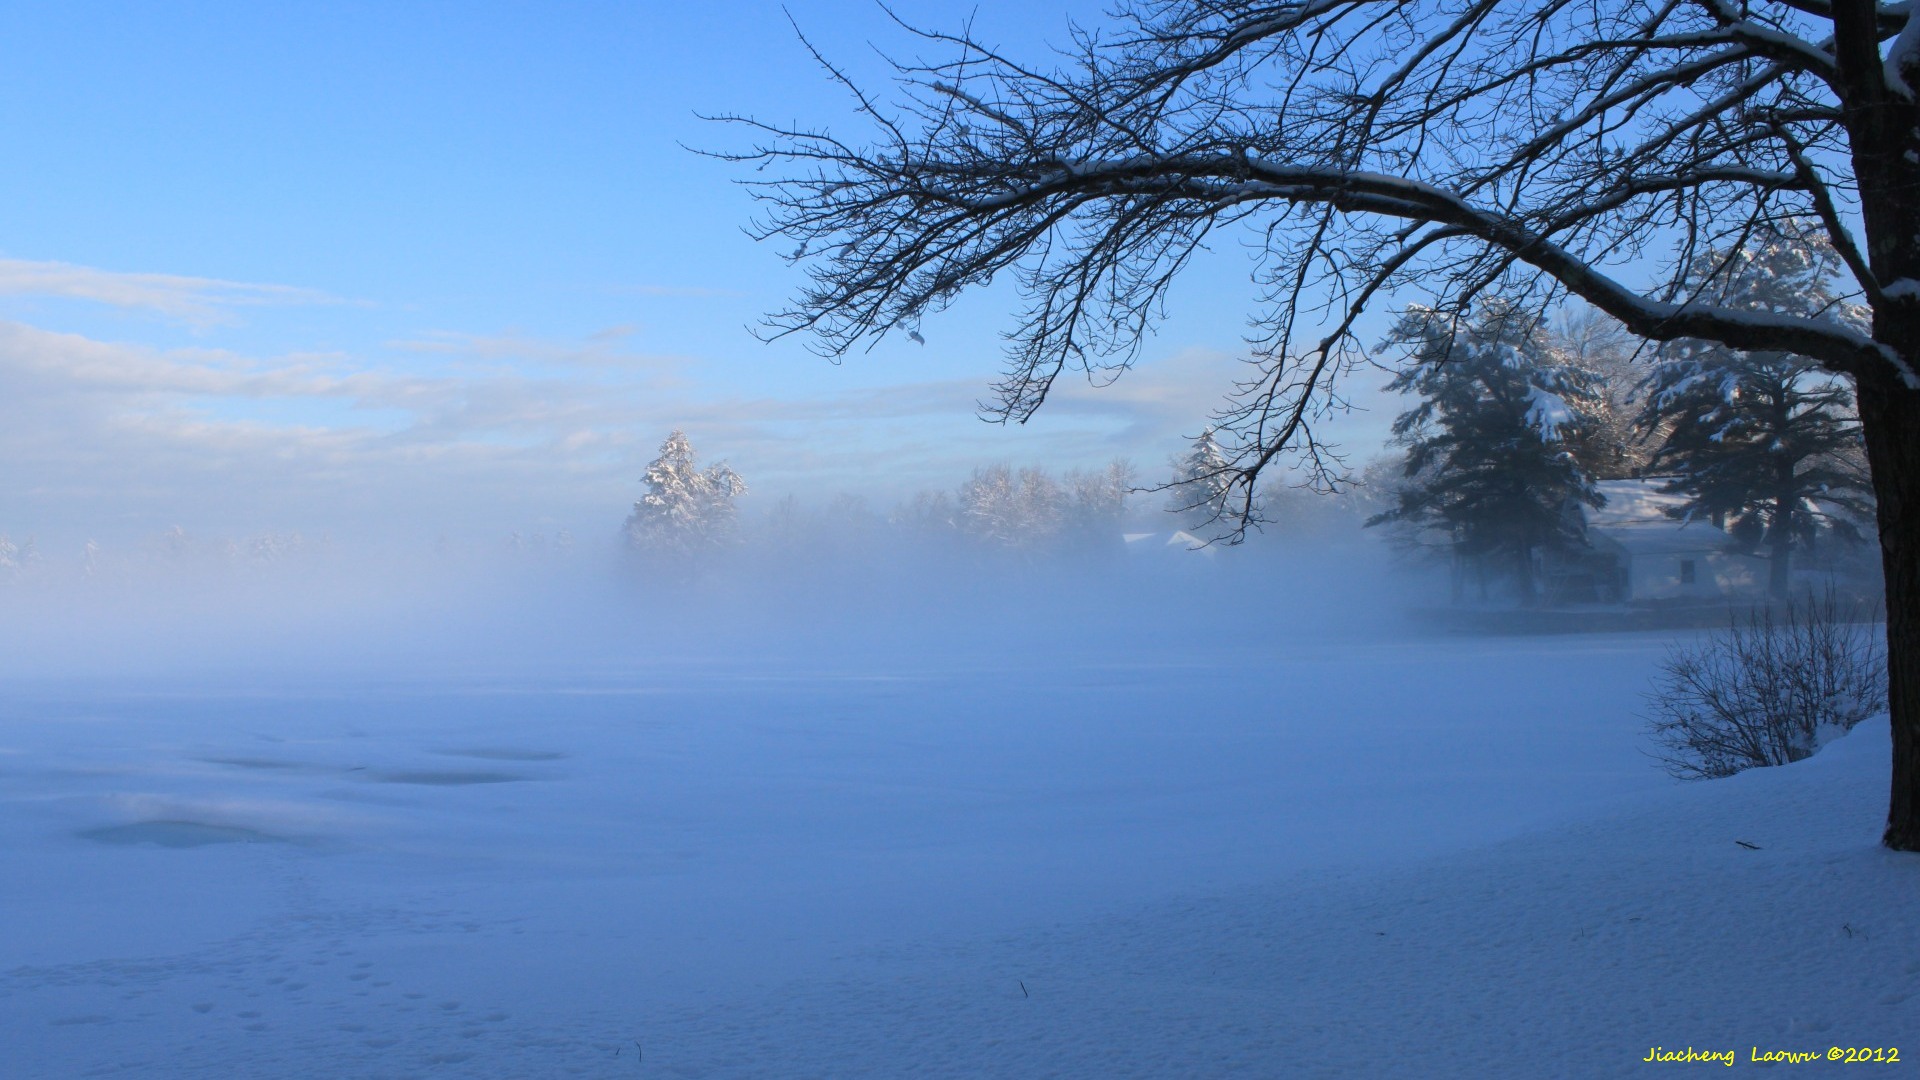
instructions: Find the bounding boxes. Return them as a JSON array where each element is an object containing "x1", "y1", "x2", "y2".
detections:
[{"x1": 3, "y1": 628, "x2": 1913, "y2": 1077}]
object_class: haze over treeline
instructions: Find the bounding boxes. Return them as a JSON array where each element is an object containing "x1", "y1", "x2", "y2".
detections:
[{"x1": 0, "y1": 453, "x2": 1412, "y2": 683}]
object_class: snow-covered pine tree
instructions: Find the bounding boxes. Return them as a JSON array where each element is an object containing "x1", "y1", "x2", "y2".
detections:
[
  {"x1": 1164, "y1": 427, "x2": 1238, "y2": 534},
  {"x1": 625, "y1": 430, "x2": 748, "y2": 554},
  {"x1": 1637, "y1": 222, "x2": 1874, "y2": 599},
  {"x1": 1367, "y1": 303, "x2": 1604, "y2": 606}
]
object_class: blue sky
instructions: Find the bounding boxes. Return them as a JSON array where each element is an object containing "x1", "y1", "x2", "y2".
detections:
[{"x1": 0, "y1": 1, "x2": 1392, "y2": 548}]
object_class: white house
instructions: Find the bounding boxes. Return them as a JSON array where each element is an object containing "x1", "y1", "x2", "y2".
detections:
[{"x1": 1583, "y1": 479, "x2": 1767, "y2": 601}]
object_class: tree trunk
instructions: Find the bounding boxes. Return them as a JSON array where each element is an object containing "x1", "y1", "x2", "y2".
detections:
[
  {"x1": 1769, "y1": 486, "x2": 1794, "y2": 600},
  {"x1": 1516, "y1": 540, "x2": 1538, "y2": 607},
  {"x1": 1857, "y1": 364, "x2": 1920, "y2": 851},
  {"x1": 1767, "y1": 382, "x2": 1796, "y2": 601},
  {"x1": 1830, "y1": 0, "x2": 1920, "y2": 850}
]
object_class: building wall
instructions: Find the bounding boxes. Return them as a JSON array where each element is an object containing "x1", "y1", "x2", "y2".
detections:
[{"x1": 1624, "y1": 546, "x2": 1765, "y2": 600}]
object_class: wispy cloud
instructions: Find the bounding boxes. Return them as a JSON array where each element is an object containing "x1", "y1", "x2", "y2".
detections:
[
  {"x1": 388, "y1": 327, "x2": 690, "y2": 377},
  {"x1": 0, "y1": 257, "x2": 336, "y2": 326}
]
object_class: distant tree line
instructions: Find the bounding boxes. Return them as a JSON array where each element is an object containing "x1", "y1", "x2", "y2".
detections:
[
  {"x1": 931, "y1": 459, "x2": 1137, "y2": 555},
  {"x1": 623, "y1": 426, "x2": 1381, "y2": 565}
]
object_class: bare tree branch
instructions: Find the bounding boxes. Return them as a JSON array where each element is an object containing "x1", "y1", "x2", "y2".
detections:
[{"x1": 715, "y1": 2, "x2": 1918, "y2": 516}]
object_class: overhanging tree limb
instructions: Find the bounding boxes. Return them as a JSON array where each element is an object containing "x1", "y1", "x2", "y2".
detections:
[{"x1": 713, "y1": 0, "x2": 1920, "y2": 850}]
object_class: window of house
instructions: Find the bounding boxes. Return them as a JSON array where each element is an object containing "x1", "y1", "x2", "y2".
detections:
[{"x1": 1679, "y1": 559, "x2": 1697, "y2": 585}]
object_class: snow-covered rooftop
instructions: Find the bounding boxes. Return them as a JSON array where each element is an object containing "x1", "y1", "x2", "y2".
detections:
[{"x1": 1590, "y1": 478, "x2": 1696, "y2": 529}]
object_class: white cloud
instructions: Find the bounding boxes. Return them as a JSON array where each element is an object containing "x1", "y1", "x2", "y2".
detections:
[{"x1": 0, "y1": 257, "x2": 335, "y2": 326}]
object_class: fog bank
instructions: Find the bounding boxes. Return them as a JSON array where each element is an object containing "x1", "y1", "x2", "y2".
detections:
[{"x1": 0, "y1": 521, "x2": 1425, "y2": 684}]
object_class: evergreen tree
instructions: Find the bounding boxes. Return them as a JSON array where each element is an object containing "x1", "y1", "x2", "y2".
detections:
[
  {"x1": 625, "y1": 430, "x2": 747, "y2": 553},
  {"x1": 1164, "y1": 428, "x2": 1239, "y2": 534},
  {"x1": 1638, "y1": 222, "x2": 1873, "y2": 599},
  {"x1": 1367, "y1": 304, "x2": 1604, "y2": 606}
]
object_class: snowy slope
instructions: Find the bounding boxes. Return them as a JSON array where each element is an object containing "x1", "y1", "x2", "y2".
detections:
[
  {"x1": 2, "y1": 636, "x2": 1914, "y2": 1078},
  {"x1": 728, "y1": 717, "x2": 1913, "y2": 1079}
]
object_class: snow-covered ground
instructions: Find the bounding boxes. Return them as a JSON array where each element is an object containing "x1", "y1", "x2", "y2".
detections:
[{"x1": 2, "y1": 628, "x2": 1914, "y2": 1078}]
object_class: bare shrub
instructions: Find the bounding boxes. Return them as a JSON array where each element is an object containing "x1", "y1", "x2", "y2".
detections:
[{"x1": 1646, "y1": 590, "x2": 1885, "y2": 780}]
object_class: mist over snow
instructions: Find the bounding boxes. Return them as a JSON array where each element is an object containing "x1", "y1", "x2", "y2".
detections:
[
  {"x1": 0, "y1": 497, "x2": 1418, "y2": 684},
  {"x1": 5, "y1": 515, "x2": 1911, "y2": 1077}
]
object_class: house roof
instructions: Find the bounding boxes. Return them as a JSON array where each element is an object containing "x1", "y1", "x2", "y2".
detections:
[
  {"x1": 1590, "y1": 479, "x2": 1693, "y2": 528},
  {"x1": 1589, "y1": 478, "x2": 1739, "y2": 556},
  {"x1": 1122, "y1": 530, "x2": 1218, "y2": 556}
]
